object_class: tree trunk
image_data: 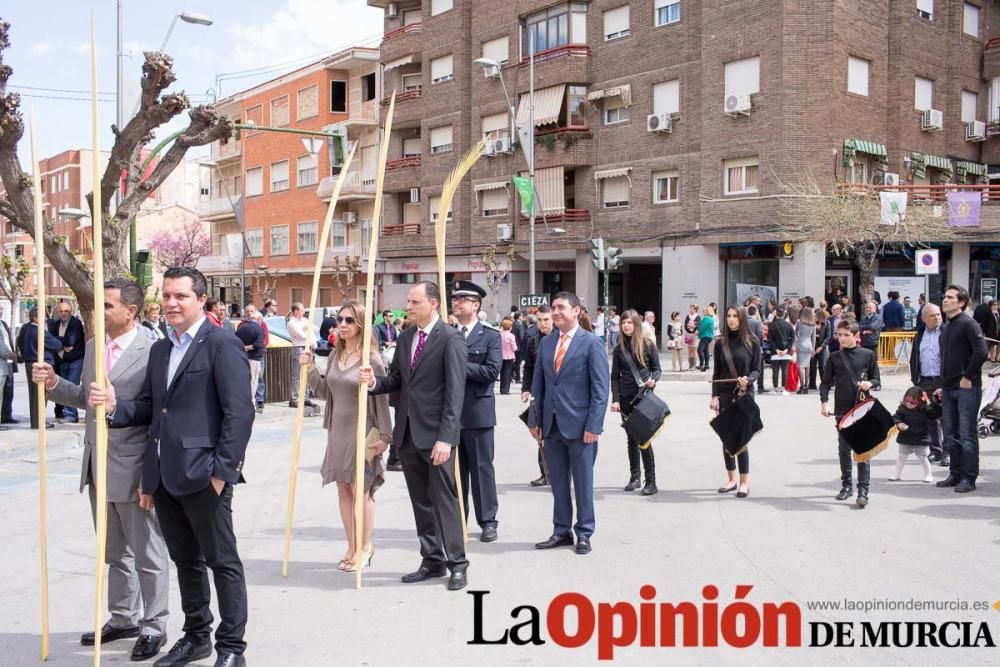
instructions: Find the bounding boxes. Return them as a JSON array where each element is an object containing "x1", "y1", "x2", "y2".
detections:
[{"x1": 854, "y1": 242, "x2": 877, "y2": 309}]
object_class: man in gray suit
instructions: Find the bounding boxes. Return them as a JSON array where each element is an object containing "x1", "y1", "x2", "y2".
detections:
[
  {"x1": 359, "y1": 281, "x2": 469, "y2": 590},
  {"x1": 34, "y1": 278, "x2": 170, "y2": 662}
]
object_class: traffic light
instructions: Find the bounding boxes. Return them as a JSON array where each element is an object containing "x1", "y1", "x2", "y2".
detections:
[
  {"x1": 590, "y1": 237, "x2": 605, "y2": 271},
  {"x1": 606, "y1": 245, "x2": 624, "y2": 270},
  {"x1": 135, "y1": 249, "x2": 153, "y2": 290}
]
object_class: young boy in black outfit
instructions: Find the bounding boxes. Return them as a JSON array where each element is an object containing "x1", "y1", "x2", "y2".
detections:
[{"x1": 820, "y1": 320, "x2": 881, "y2": 507}]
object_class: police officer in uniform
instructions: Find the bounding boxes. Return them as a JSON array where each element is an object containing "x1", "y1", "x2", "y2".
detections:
[{"x1": 450, "y1": 280, "x2": 502, "y2": 542}]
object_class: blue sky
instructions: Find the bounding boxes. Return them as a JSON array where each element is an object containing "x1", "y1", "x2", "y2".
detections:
[{"x1": 5, "y1": 0, "x2": 383, "y2": 167}]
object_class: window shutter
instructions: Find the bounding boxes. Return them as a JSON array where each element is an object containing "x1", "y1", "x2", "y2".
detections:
[
  {"x1": 430, "y1": 54, "x2": 453, "y2": 82},
  {"x1": 724, "y1": 57, "x2": 760, "y2": 97},
  {"x1": 402, "y1": 137, "x2": 421, "y2": 156},
  {"x1": 482, "y1": 37, "x2": 509, "y2": 64},
  {"x1": 652, "y1": 80, "x2": 680, "y2": 115},
  {"x1": 430, "y1": 126, "x2": 453, "y2": 149},
  {"x1": 481, "y1": 189, "x2": 508, "y2": 213},
  {"x1": 603, "y1": 6, "x2": 629, "y2": 38},
  {"x1": 602, "y1": 176, "x2": 629, "y2": 204},
  {"x1": 961, "y1": 90, "x2": 978, "y2": 123},
  {"x1": 482, "y1": 113, "x2": 508, "y2": 135}
]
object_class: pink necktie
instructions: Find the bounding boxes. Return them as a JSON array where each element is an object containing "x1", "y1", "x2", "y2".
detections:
[{"x1": 105, "y1": 339, "x2": 118, "y2": 373}]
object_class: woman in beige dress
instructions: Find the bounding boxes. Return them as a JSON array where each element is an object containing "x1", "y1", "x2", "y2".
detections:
[{"x1": 301, "y1": 300, "x2": 392, "y2": 572}]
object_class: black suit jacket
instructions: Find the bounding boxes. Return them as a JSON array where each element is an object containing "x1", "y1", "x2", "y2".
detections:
[
  {"x1": 111, "y1": 319, "x2": 255, "y2": 496},
  {"x1": 459, "y1": 322, "x2": 501, "y2": 430},
  {"x1": 371, "y1": 318, "x2": 465, "y2": 449},
  {"x1": 49, "y1": 316, "x2": 86, "y2": 363}
]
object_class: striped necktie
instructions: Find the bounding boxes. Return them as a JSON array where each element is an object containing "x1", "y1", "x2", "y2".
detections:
[{"x1": 554, "y1": 334, "x2": 568, "y2": 373}]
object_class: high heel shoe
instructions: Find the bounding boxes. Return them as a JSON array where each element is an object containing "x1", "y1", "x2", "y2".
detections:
[
  {"x1": 344, "y1": 545, "x2": 375, "y2": 572},
  {"x1": 337, "y1": 557, "x2": 353, "y2": 571}
]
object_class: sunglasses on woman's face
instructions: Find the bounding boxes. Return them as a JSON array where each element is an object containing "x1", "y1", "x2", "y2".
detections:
[{"x1": 337, "y1": 316, "x2": 357, "y2": 325}]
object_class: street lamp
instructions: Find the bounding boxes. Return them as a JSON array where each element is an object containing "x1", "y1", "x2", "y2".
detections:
[
  {"x1": 201, "y1": 160, "x2": 247, "y2": 311},
  {"x1": 159, "y1": 13, "x2": 215, "y2": 53}
]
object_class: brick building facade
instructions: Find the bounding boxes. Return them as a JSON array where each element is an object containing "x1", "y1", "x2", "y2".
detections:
[{"x1": 368, "y1": 0, "x2": 1000, "y2": 330}]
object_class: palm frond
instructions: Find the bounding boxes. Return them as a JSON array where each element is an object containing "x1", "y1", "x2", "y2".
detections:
[{"x1": 435, "y1": 138, "x2": 486, "y2": 318}]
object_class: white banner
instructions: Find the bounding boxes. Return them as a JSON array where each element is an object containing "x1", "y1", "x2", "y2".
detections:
[
  {"x1": 879, "y1": 191, "x2": 907, "y2": 225},
  {"x1": 874, "y1": 276, "x2": 926, "y2": 307}
]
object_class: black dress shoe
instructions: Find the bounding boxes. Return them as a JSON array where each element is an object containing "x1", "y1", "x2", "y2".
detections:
[
  {"x1": 736, "y1": 487, "x2": 750, "y2": 499},
  {"x1": 535, "y1": 534, "x2": 574, "y2": 549},
  {"x1": 575, "y1": 536, "x2": 592, "y2": 555},
  {"x1": 529, "y1": 475, "x2": 548, "y2": 487},
  {"x1": 938, "y1": 457, "x2": 951, "y2": 467},
  {"x1": 1, "y1": 417, "x2": 20, "y2": 424},
  {"x1": 717, "y1": 483, "x2": 737, "y2": 494},
  {"x1": 835, "y1": 486, "x2": 852, "y2": 501},
  {"x1": 401, "y1": 565, "x2": 448, "y2": 583},
  {"x1": 928, "y1": 453, "x2": 942, "y2": 463},
  {"x1": 936, "y1": 475, "x2": 961, "y2": 488},
  {"x1": 856, "y1": 488, "x2": 869, "y2": 508},
  {"x1": 480, "y1": 526, "x2": 498, "y2": 543},
  {"x1": 955, "y1": 480, "x2": 976, "y2": 493},
  {"x1": 81, "y1": 622, "x2": 140, "y2": 646},
  {"x1": 386, "y1": 460, "x2": 403, "y2": 472},
  {"x1": 131, "y1": 634, "x2": 166, "y2": 661},
  {"x1": 447, "y1": 569, "x2": 468, "y2": 591},
  {"x1": 153, "y1": 636, "x2": 212, "y2": 667},
  {"x1": 213, "y1": 651, "x2": 247, "y2": 667}
]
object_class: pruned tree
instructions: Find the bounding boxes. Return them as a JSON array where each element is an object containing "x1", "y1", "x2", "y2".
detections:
[
  {"x1": 0, "y1": 247, "x2": 29, "y2": 305},
  {"x1": 779, "y1": 176, "x2": 959, "y2": 305},
  {"x1": 0, "y1": 19, "x2": 233, "y2": 329},
  {"x1": 331, "y1": 255, "x2": 361, "y2": 300},
  {"x1": 482, "y1": 243, "x2": 516, "y2": 318},
  {"x1": 148, "y1": 217, "x2": 210, "y2": 270}
]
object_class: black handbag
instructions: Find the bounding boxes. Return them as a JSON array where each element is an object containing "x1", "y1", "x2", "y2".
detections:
[
  {"x1": 709, "y1": 338, "x2": 764, "y2": 457},
  {"x1": 620, "y1": 349, "x2": 671, "y2": 450}
]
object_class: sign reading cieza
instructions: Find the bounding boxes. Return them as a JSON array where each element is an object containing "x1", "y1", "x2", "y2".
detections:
[{"x1": 519, "y1": 294, "x2": 549, "y2": 309}]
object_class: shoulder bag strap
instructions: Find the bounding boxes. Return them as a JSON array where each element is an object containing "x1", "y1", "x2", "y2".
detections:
[
  {"x1": 838, "y1": 349, "x2": 868, "y2": 401},
  {"x1": 721, "y1": 337, "x2": 743, "y2": 398},
  {"x1": 622, "y1": 347, "x2": 646, "y2": 389}
]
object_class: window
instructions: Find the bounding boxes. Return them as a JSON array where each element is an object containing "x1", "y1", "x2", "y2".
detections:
[
  {"x1": 402, "y1": 137, "x2": 421, "y2": 157},
  {"x1": 847, "y1": 56, "x2": 870, "y2": 97},
  {"x1": 330, "y1": 80, "x2": 347, "y2": 112},
  {"x1": 430, "y1": 54, "x2": 454, "y2": 84},
  {"x1": 297, "y1": 85, "x2": 318, "y2": 120},
  {"x1": 50, "y1": 176, "x2": 56, "y2": 192},
  {"x1": 430, "y1": 126, "x2": 453, "y2": 154},
  {"x1": 246, "y1": 104, "x2": 263, "y2": 128},
  {"x1": 568, "y1": 85, "x2": 587, "y2": 126},
  {"x1": 297, "y1": 155, "x2": 317, "y2": 187},
  {"x1": 601, "y1": 176, "x2": 630, "y2": 208},
  {"x1": 297, "y1": 221, "x2": 318, "y2": 253},
  {"x1": 246, "y1": 228, "x2": 263, "y2": 257},
  {"x1": 246, "y1": 167, "x2": 263, "y2": 196},
  {"x1": 482, "y1": 37, "x2": 509, "y2": 65},
  {"x1": 603, "y1": 6, "x2": 630, "y2": 41},
  {"x1": 724, "y1": 157, "x2": 760, "y2": 195},
  {"x1": 653, "y1": 170, "x2": 679, "y2": 203},
  {"x1": 431, "y1": 0, "x2": 453, "y2": 16},
  {"x1": 914, "y1": 76, "x2": 933, "y2": 111},
  {"x1": 403, "y1": 9, "x2": 421, "y2": 25},
  {"x1": 525, "y1": 2, "x2": 588, "y2": 56},
  {"x1": 724, "y1": 57, "x2": 760, "y2": 98},
  {"x1": 482, "y1": 113, "x2": 510, "y2": 142},
  {"x1": 917, "y1": 0, "x2": 933, "y2": 19},
  {"x1": 270, "y1": 161, "x2": 289, "y2": 192},
  {"x1": 402, "y1": 73, "x2": 422, "y2": 92},
  {"x1": 362, "y1": 73, "x2": 376, "y2": 102},
  {"x1": 962, "y1": 90, "x2": 978, "y2": 123},
  {"x1": 849, "y1": 155, "x2": 873, "y2": 184},
  {"x1": 655, "y1": 0, "x2": 680, "y2": 26},
  {"x1": 319, "y1": 288, "x2": 333, "y2": 306},
  {"x1": 290, "y1": 288, "x2": 304, "y2": 305},
  {"x1": 603, "y1": 96, "x2": 629, "y2": 125},
  {"x1": 270, "y1": 225, "x2": 289, "y2": 255},
  {"x1": 270, "y1": 95, "x2": 289, "y2": 127},
  {"x1": 963, "y1": 2, "x2": 980, "y2": 38},
  {"x1": 62, "y1": 172, "x2": 69, "y2": 190},
  {"x1": 652, "y1": 80, "x2": 680, "y2": 115},
  {"x1": 481, "y1": 189, "x2": 509, "y2": 217},
  {"x1": 429, "y1": 195, "x2": 453, "y2": 222},
  {"x1": 331, "y1": 221, "x2": 347, "y2": 247},
  {"x1": 394, "y1": 273, "x2": 418, "y2": 284}
]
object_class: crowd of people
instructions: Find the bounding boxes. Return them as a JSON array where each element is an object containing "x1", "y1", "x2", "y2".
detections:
[{"x1": 0, "y1": 266, "x2": 991, "y2": 666}]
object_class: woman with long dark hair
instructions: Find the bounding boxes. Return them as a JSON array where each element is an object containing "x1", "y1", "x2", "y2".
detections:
[
  {"x1": 711, "y1": 306, "x2": 762, "y2": 498},
  {"x1": 610, "y1": 310, "x2": 662, "y2": 495}
]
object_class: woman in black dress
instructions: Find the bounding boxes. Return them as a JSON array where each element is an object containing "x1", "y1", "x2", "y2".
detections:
[
  {"x1": 611, "y1": 309, "x2": 662, "y2": 495},
  {"x1": 711, "y1": 306, "x2": 762, "y2": 498}
]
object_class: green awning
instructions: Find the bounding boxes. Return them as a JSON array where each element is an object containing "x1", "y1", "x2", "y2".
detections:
[
  {"x1": 955, "y1": 161, "x2": 987, "y2": 176},
  {"x1": 924, "y1": 154, "x2": 952, "y2": 171},
  {"x1": 847, "y1": 139, "x2": 887, "y2": 157},
  {"x1": 910, "y1": 153, "x2": 926, "y2": 179}
]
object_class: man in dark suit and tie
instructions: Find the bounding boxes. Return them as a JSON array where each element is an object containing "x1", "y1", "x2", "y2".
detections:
[
  {"x1": 18, "y1": 307, "x2": 63, "y2": 429},
  {"x1": 359, "y1": 281, "x2": 469, "y2": 590},
  {"x1": 49, "y1": 301, "x2": 86, "y2": 423},
  {"x1": 450, "y1": 280, "x2": 502, "y2": 542},
  {"x1": 529, "y1": 291, "x2": 609, "y2": 555},
  {"x1": 90, "y1": 267, "x2": 254, "y2": 667}
]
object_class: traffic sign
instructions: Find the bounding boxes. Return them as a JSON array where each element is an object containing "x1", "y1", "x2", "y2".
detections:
[
  {"x1": 915, "y1": 249, "x2": 939, "y2": 275},
  {"x1": 519, "y1": 294, "x2": 549, "y2": 309}
]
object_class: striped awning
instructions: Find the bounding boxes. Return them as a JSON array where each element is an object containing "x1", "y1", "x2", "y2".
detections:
[
  {"x1": 924, "y1": 154, "x2": 952, "y2": 171},
  {"x1": 955, "y1": 161, "x2": 987, "y2": 176},
  {"x1": 846, "y1": 138, "x2": 887, "y2": 157},
  {"x1": 586, "y1": 84, "x2": 632, "y2": 108},
  {"x1": 515, "y1": 84, "x2": 565, "y2": 128},
  {"x1": 593, "y1": 167, "x2": 631, "y2": 180},
  {"x1": 474, "y1": 181, "x2": 508, "y2": 191},
  {"x1": 384, "y1": 55, "x2": 414, "y2": 71}
]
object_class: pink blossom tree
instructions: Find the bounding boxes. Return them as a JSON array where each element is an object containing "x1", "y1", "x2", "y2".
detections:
[{"x1": 148, "y1": 217, "x2": 211, "y2": 270}]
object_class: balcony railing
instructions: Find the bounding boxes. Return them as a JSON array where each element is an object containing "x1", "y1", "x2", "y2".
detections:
[
  {"x1": 519, "y1": 44, "x2": 591, "y2": 66},
  {"x1": 383, "y1": 22, "x2": 422, "y2": 43},
  {"x1": 986, "y1": 36, "x2": 1000, "y2": 51},
  {"x1": 382, "y1": 223, "x2": 422, "y2": 236},
  {"x1": 196, "y1": 254, "x2": 243, "y2": 274},
  {"x1": 322, "y1": 244, "x2": 364, "y2": 265},
  {"x1": 386, "y1": 155, "x2": 421, "y2": 170},
  {"x1": 835, "y1": 183, "x2": 1000, "y2": 202},
  {"x1": 518, "y1": 208, "x2": 591, "y2": 224},
  {"x1": 381, "y1": 88, "x2": 422, "y2": 106},
  {"x1": 317, "y1": 171, "x2": 376, "y2": 199},
  {"x1": 197, "y1": 196, "x2": 240, "y2": 218}
]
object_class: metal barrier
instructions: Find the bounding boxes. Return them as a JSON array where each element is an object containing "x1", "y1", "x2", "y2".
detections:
[{"x1": 877, "y1": 331, "x2": 916, "y2": 370}]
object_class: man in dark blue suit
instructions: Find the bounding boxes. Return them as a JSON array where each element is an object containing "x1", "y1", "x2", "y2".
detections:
[
  {"x1": 529, "y1": 291, "x2": 609, "y2": 555},
  {"x1": 91, "y1": 267, "x2": 254, "y2": 667},
  {"x1": 450, "y1": 280, "x2": 502, "y2": 542},
  {"x1": 18, "y1": 307, "x2": 63, "y2": 429},
  {"x1": 49, "y1": 301, "x2": 86, "y2": 423}
]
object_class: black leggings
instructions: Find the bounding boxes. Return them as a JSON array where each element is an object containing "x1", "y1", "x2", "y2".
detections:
[{"x1": 697, "y1": 338, "x2": 712, "y2": 368}]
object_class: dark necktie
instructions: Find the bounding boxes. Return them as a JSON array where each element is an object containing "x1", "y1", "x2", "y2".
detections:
[
  {"x1": 461, "y1": 326, "x2": 469, "y2": 338},
  {"x1": 411, "y1": 330, "x2": 428, "y2": 369}
]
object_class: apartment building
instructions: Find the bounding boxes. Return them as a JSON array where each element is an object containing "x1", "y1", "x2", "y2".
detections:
[
  {"x1": 198, "y1": 47, "x2": 380, "y2": 312},
  {"x1": 369, "y1": 0, "x2": 1000, "y2": 323}
]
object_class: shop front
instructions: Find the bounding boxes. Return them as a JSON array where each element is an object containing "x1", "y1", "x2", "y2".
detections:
[
  {"x1": 970, "y1": 244, "x2": 1000, "y2": 304},
  {"x1": 721, "y1": 243, "x2": 781, "y2": 308}
]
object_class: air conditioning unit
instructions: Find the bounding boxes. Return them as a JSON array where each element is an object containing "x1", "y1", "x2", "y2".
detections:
[
  {"x1": 409, "y1": 187, "x2": 420, "y2": 203},
  {"x1": 483, "y1": 64, "x2": 501, "y2": 79},
  {"x1": 484, "y1": 136, "x2": 511, "y2": 156},
  {"x1": 883, "y1": 172, "x2": 900, "y2": 187},
  {"x1": 966, "y1": 120, "x2": 986, "y2": 142},
  {"x1": 724, "y1": 94, "x2": 752, "y2": 116},
  {"x1": 496, "y1": 223, "x2": 513, "y2": 241},
  {"x1": 646, "y1": 113, "x2": 672, "y2": 133},
  {"x1": 343, "y1": 211, "x2": 357, "y2": 225},
  {"x1": 921, "y1": 108, "x2": 944, "y2": 131},
  {"x1": 386, "y1": 3, "x2": 398, "y2": 18}
]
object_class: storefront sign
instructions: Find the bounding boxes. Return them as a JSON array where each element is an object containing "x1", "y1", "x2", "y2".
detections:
[
  {"x1": 982, "y1": 278, "x2": 998, "y2": 302},
  {"x1": 519, "y1": 294, "x2": 549, "y2": 309},
  {"x1": 915, "y1": 249, "x2": 939, "y2": 275},
  {"x1": 874, "y1": 276, "x2": 926, "y2": 307}
]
